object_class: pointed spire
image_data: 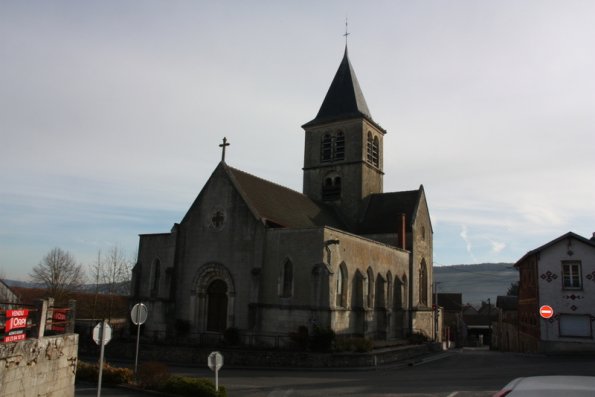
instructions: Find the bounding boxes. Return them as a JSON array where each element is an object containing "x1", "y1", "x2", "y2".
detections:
[{"x1": 303, "y1": 47, "x2": 373, "y2": 127}]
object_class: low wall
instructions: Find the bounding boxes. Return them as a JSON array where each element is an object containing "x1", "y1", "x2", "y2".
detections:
[
  {"x1": 540, "y1": 340, "x2": 595, "y2": 354},
  {"x1": 102, "y1": 340, "x2": 430, "y2": 368},
  {"x1": 0, "y1": 334, "x2": 78, "y2": 397}
]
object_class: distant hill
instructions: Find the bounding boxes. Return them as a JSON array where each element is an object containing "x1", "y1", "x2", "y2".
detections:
[
  {"x1": 434, "y1": 263, "x2": 518, "y2": 306},
  {"x1": 2, "y1": 279, "x2": 130, "y2": 295},
  {"x1": 5, "y1": 264, "x2": 513, "y2": 308},
  {"x1": 2, "y1": 279, "x2": 43, "y2": 289}
]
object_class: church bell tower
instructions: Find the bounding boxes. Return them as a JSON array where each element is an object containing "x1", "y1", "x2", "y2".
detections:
[{"x1": 302, "y1": 47, "x2": 386, "y2": 226}]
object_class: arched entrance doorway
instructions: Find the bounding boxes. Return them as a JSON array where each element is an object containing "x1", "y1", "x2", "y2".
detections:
[
  {"x1": 207, "y1": 279, "x2": 228, "y2": 332},
  {"x1": 192, "y1": 263, "x2": 235, "y2": 333}
]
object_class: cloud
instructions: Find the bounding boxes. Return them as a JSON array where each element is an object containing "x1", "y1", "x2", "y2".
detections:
[
  {"x1": 2, "y1": 1, "x2": 595, "y2": 280},
  {"x1": 490, "y1": 240, "x2": 506, "y2": 254},
  {"x1": 459, "y1": 225, "x2": 477, "y2": 262}
]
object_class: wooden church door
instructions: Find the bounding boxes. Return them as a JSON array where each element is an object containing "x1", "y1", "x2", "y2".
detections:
[{"x1": 207, "y1": 279, "x2": 228, "y2": 332}]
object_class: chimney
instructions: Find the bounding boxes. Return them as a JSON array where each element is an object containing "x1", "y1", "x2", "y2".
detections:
[
  {"x1": 399, "y1": 213, "x2": 406, "y2": 249},
  {"x1": 591, "y1": 232, "x2": 595, "y2": 242}
]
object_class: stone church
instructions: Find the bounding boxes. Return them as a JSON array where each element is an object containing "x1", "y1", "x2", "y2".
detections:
[{"x1": 131, "y1": 46, "x2": 434, "y2": 343}]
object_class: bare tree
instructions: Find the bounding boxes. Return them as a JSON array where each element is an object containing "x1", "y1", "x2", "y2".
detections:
[
  {"x1": 30, "y1": 247, "x2": 85, "y2": 303},
  {"x1": 102, "y1": 245, "x2": 131, "y2": 320},
  {"x1": 89, "y1": 250, "x2": 103, "y2": 319},
  {"x1": 506, "y1": 281, "x2": 519, "y2": 296}
]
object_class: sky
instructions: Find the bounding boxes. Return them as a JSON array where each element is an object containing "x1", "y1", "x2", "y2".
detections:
[{"x1": 1, "y1": 1, "x2": 594, "y2": 281}]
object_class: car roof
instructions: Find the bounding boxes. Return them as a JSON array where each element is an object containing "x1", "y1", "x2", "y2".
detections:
[{"x1": 507, "y1": 376, "x2": 595, "y2": 396}]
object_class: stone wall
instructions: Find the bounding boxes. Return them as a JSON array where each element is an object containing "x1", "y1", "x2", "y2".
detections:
[
  {"x1": 0, "y1": 334, "x2": 78, "y2": 397},
  {"x1": 106, "y1": 339, "x2": 430, "y2": 368}
]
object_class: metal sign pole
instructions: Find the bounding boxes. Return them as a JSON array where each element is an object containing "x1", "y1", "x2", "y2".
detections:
[
  {"x1": 208, "y1": 351, "x2": 223, "y2": 392},
  {"x1": 130, "y1": 302, "x2": 147, "y2": 380},
  {"x1": 134, "y1": 305, "x2": 141, "y2": 378},
  {"x1": 97, "y1": 320, "x2": 106, "y2": 397}
]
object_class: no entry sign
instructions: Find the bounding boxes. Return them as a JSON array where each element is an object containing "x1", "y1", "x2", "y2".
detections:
[{"x1": 540, "y1": 305, "x2": 554, "y2": 319}]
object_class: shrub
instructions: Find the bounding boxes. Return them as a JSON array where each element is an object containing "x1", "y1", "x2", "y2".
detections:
[
  {"x1": 408, "y1": 331, "x2": 429, "y2": 345},
  {"x1": 76, "y1": 361, "x2": 133, "y2": 385},
  {"x1": 223, "y1": 327, "x2": 241, "y2": 346},
  {"x1": 160, "y1": 375, "x2": 227, "y2": 397},
  {"x1": 288, "y1": 326, "x2": 309, "y2": 350},
  {"x1": 334, "y1": 337, "x2": 374, "y2": 352},
  {"x1": 76, "y1": 361, "x2": 98, "y2": 382},
  {"x1": 138, "y1": 361, "x2": 170, "y2": 389},
  {"x1": 175, "y1": 319, "x2": 191, "y2": 337},
  {"x1": 352, "y1": 337, "x2": 374, "y2": 352},
  {"x1": 310, "y1": 326, "x2": 335, "y2": 352},
  {"x1": 102, "y1": 363, "x2": 134, "y2": 385}
]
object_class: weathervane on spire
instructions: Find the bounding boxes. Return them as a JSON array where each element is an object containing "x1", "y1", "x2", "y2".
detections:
[{"x1": 343, "y1": 17, "x2": 350, "y2": 46}]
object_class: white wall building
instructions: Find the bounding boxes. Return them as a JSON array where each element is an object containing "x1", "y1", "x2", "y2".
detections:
[{"x1": 515, "y1": 232, "x2": 595, "y2": 353}]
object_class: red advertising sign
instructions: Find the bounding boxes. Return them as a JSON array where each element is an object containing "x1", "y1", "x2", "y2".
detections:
[
  {"x1": 3, "y1": 308, "x2": 30, "y2": 343},
  {"x1": 5, "y1": 316, "x2": 27, "y2": 332},
  {"x1": 6, "y1": 309, "x2": 29, "y2": 318},
  {"x1": 52, "y1": 309, "x2": 68, "y2": 332},
  {"x1": 4, "y1": 332, "x2": 26, "y2": 343}
]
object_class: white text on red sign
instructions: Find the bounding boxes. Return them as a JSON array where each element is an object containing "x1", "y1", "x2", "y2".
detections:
[
  {"x1": 4, "y1": 333, "x2": 26, "y2": 343},
  {"x1": 6, "y1": 309, "x2": 29, "y2": 318},
  {"x1": 5, "y1": 316, "x2": 27, "y2": 332}
]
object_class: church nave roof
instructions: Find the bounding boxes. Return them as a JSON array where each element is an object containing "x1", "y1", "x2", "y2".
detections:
[{"x1": 224, "y1": 164, "x2": 345, "y2": 230}]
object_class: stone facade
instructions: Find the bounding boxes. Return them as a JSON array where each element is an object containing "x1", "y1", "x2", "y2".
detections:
[
  {"x1": 302, "y1": 118, "x2": 385, "y2": 226},
  {"x1": 132, "y1": 46, "x2": 434, "y2": 345},
  {"x1": 0, "y1": 334, "x2": 78, "y2": 397}
]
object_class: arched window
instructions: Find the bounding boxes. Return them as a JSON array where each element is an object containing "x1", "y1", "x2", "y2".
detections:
[
  {"x1": 372, "y1": 136, "x2": 379, "y2": 167},
  {"x1": 366, "y1": 132, "x2": 374, "y2": 164},
  {"x1": 386, "y1": 271, "x2": 393, "y2": 308},
  {"x1": 366, "y1": 267, "x2": 374, "y2": 309},
  {"x1": 321, "y1": 134, "x2": 332, "y2": 162},
  {"x1": 152, "y1": 259, "x2": 160, "y2": 296},
  {"x1": 132, "y1": 264, "x2": 141, "y2": 297},
  {"x1": 334, "y1": 176, "x2": 341, "y2": 188},
  {"x1": 419, "y1": 259, "x2": 428, "y2": 306},
  {"x1": 393, "y1": 276, "x2": 403, "y2": 310},
  {"x1": 321, "y1": 131, "x2": 346, "y2": 162},
  {"x1": 334, "y1": 131, "x2": 345, "y2": 160},
  {"x1": 402, "y1": 274, "x2": 408, "y2": 309},
  {"x1": 279, "y1": 259, "x2": 293, "y2": 298},
  {"x1": 375, "y1": 274, "x2": 386, "y2": 308},
  {"x1": 322, "y1": 172, "x2": 341, "y2": 201},
  {"x1": 366, "y1": 132, "x2": 380, "y2": 167},
  {"x1": 336, "y1": 263, "x2": 348, "y2": 307},
  {"x1": 352, "y1": 270, "x2": 365, "y2": 309}
]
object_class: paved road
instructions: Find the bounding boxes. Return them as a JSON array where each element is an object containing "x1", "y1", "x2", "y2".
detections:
[{"x1": 77, "y1": 348, "x2": 595, "y2": 397}]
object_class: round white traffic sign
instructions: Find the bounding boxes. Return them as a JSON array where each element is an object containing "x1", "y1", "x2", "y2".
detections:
[
  {"x1": 208, "y1": 351, "x2": 224, "y2": 371},
  {"x1": 131, "y1": 303, "x2": 148, "y2": 325},
  {"x1": 93, "y1": 322, "x2": 112, "y2": 345}
]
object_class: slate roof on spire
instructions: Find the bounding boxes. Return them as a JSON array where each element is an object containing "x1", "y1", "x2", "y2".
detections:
[{"x1": 303, "y1": 47, "x2": 381, "y2": 129}]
